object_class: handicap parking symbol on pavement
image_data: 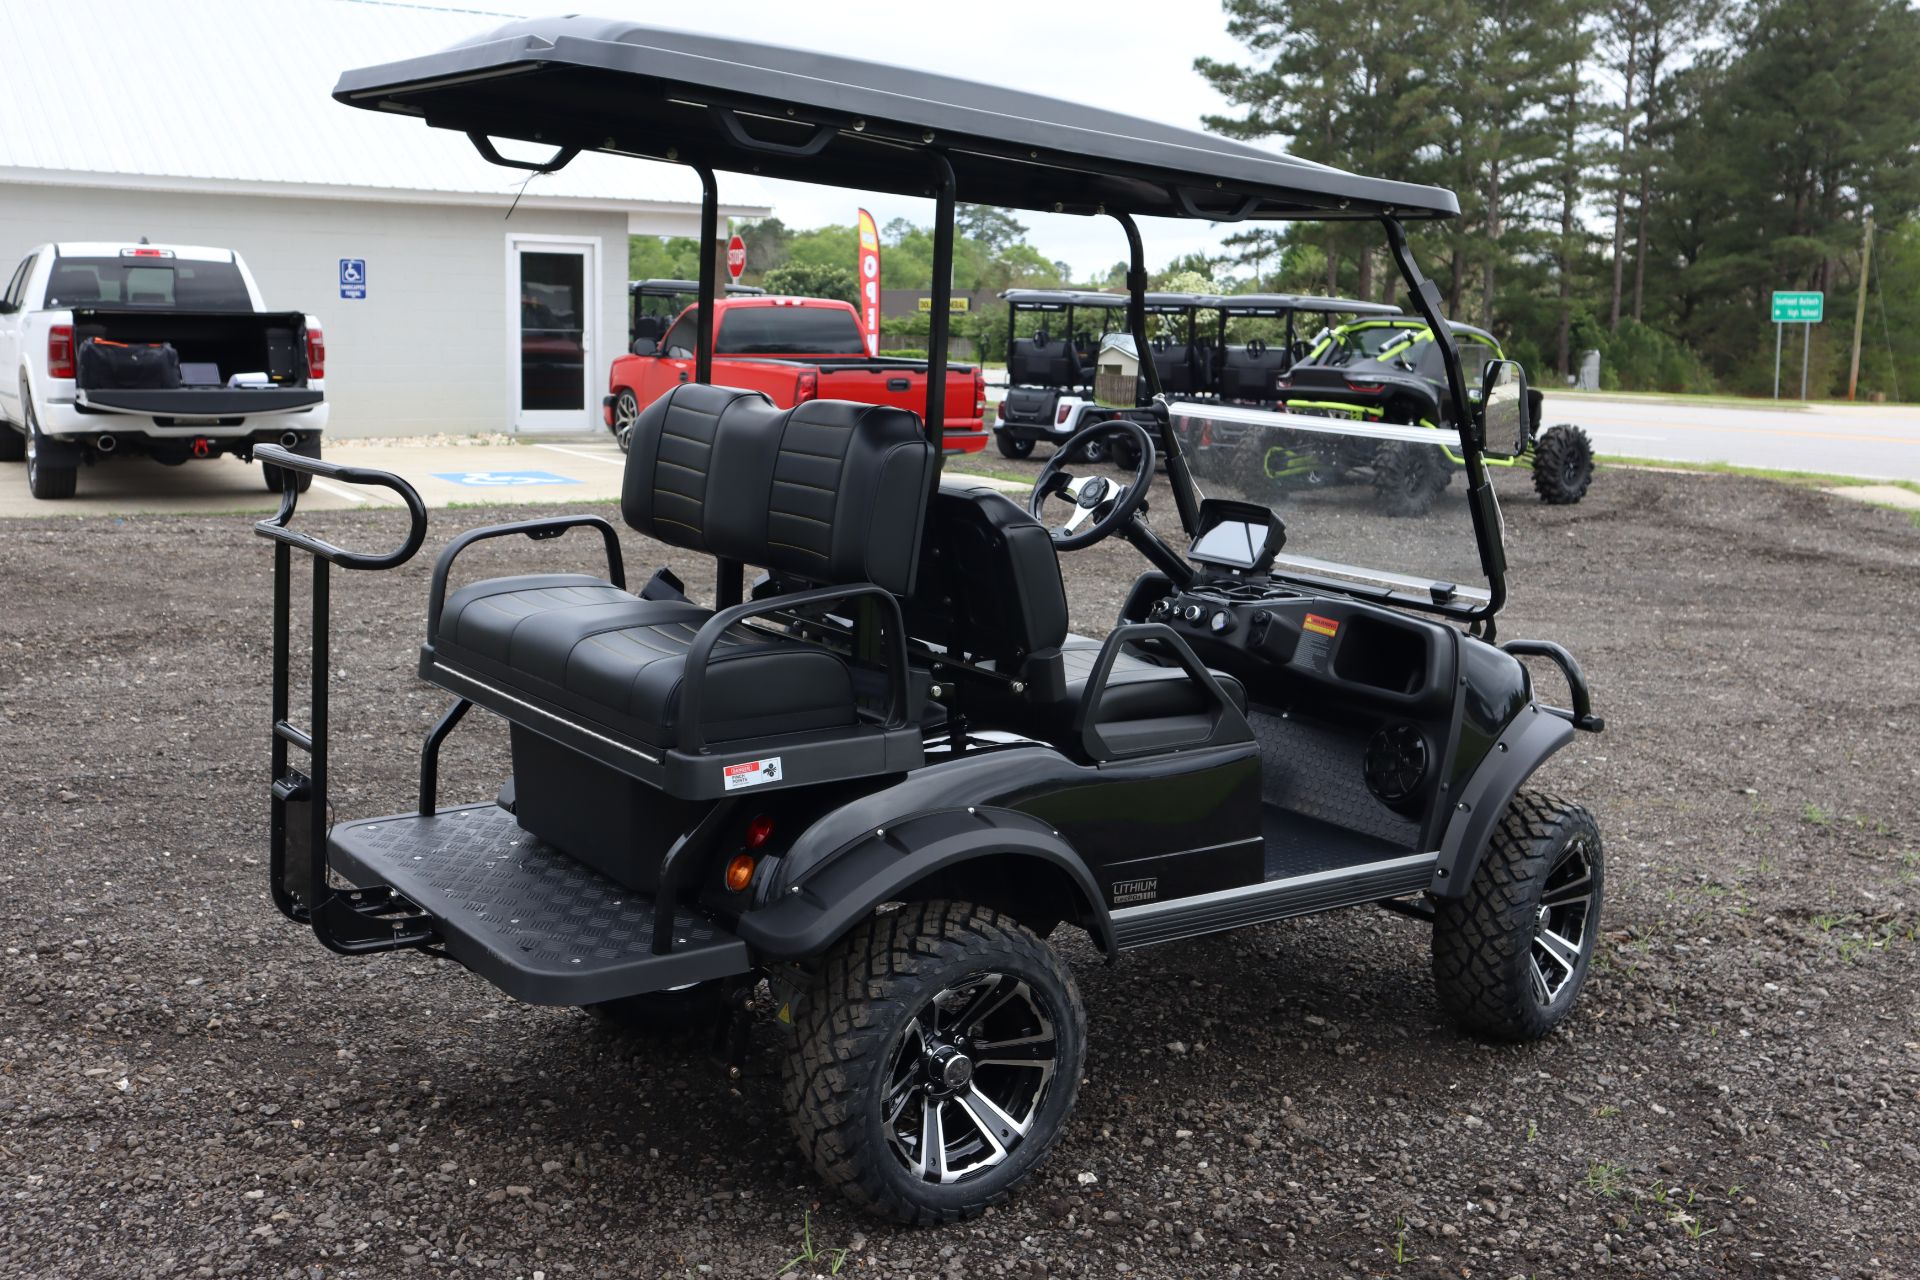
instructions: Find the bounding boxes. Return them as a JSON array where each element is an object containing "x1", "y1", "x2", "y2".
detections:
[
  {"x1": 432, "y1": 470, "x2": 583, "y2": 487},
  {"x1": 339, "y1": 258, "x2": 366, "y2": 300}
]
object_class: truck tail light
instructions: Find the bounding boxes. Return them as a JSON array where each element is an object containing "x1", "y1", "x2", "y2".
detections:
[
  {"x1": 48, "y1": 325, "x2": 75, "y2": 380},
  {"x1": 1345, "y1": 381, "x2": 1384, "y2": 393},
  {"x1": 795, "y1": 369, "x2": 818, "y2": 403},
  {"x1": 304, "y1": 325, "x2": 326, "y2": 380},
  {"x1": 973, "y1": 367, "x2": 986, "y2": 417}
]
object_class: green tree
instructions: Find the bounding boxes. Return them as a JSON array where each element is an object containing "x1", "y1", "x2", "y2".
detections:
[{"x1": 761, "y1": 263, "x2": 859, "y2": 306}]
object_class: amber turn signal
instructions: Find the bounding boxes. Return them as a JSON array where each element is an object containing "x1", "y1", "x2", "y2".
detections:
[{"x1": 725, "y1": 853, "x2": 756, "y2": 893}]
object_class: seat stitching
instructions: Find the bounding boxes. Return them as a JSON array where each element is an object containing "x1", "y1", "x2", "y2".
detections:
[
  {"x1": 767, "y1": 539, "x2": 829, "y2": 559},
  {"x1": 656, "y1": 459, "x2": 705, "y2": 475},
  {"x1": 771, "y1": 477, "x2": 835, "y2": 494},
  {"x1": 769, "y1": 510, "x2": 831, "y2": 527}
]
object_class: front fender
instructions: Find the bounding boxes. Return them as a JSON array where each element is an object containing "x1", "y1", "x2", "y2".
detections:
[
  {"x1": 1431, "y1": 703, "x2": 1575, "y2": 896},
  {"x1": 736, "y1": 805, "x2": 1114, "y2": 961}
]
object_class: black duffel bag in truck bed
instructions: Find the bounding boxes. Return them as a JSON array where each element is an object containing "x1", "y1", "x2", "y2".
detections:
[{"x1": 77, "y1": 337, "x2": 182, "y2": 390}]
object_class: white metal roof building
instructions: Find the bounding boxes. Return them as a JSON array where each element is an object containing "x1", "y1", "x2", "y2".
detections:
[{"x1": 0, "y1": 0, "x2": 772, "y2": 438}]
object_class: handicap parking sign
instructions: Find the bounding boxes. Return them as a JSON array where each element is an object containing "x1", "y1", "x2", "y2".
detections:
[
  {"x1": 433, "y1": 470, "x2": 582, "y2": 487},
  {"x1": 339, "y1": 258, "x2": 366, "y2": 300}
]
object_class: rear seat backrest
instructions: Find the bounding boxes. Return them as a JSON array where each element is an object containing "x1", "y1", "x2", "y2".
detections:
[{"x1": 622, "y1": 383, "x2": 937, "y2": 595}]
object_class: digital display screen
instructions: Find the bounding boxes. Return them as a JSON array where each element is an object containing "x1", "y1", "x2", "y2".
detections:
[{"x1": 1190, "y1": 519, "x2": 1270, "y2": 569}]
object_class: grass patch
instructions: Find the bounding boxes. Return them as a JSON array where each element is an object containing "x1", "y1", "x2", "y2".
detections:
[
  {"x1": 780, "y1": 1211, "x2": 848, "y2": 1276},
  {"x1": 1596, "y1": 454, "x2": 1920, "y2": 496}
]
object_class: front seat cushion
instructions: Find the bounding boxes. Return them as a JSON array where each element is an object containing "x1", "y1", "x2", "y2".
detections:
[
  {"x1": 1058, "y1": 633, "x2": 1247, "y2": 721},
  {"x1": 433, "y1": 573, "x2": 856, "y2": 746}
]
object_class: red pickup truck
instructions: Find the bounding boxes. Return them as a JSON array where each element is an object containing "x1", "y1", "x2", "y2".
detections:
[{"x1": 604, "y1": 296, "x2": 987, "y2": 453}]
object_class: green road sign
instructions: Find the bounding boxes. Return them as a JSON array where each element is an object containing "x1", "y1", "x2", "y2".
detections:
[{"x1": 1772, "y1": 291, "x2": 1824, "y2": 323}]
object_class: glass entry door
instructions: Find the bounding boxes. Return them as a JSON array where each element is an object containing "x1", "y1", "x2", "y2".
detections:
[{"x1": 512, "y1": 240, "x2": 594, "y2": 431}]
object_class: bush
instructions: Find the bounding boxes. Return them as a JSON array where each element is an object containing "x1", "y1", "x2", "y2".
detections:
[
  {"x1": 761, "y1": 263, "x2": 859, "y2": 306},
  {"x1": 1566, "y1": 315, "x2": 1717, "y2": 393}
]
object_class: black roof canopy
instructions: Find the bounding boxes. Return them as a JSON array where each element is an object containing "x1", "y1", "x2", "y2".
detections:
[
  {"x1": 1001, "y1": 289, "x2": 1218, "y2": 313},
  {"x1": 333, "y1": 16, "x2": 1459, "y2": 222},
  {"x1": 1216, "y1": 293, "x2": 1400, "y2": 317}
]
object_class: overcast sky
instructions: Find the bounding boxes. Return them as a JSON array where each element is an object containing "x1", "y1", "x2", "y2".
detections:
[{"x1": 478, "y1": 0, "x2": 1265, "y2": 278}]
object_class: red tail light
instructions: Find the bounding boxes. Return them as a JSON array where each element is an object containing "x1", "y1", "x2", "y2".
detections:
[
  {"x1": 745, "y1": 814, "x2": 774, "y2": 849},
  {"x1": 1345, "y1": 381, "x2": 1384, "y2": 393},
  {"x1": 48, "y1": 325, "x2": 75, "y2": 380},
  {"x1": 795, "y1": 369, "x2": 818, "y2": 402},
  {"x1": 1056, "y1": 403, "x2": 1071, "y2": 425},
  {"x1": 973, "y1": 367, "x2": 986, "y2": 417},
  {"x1": 304, "y1": 325, "x2": 325, "y2": 380}
]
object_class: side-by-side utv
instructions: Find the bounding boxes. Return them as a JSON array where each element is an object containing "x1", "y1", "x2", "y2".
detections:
[
  {"x1": 1269, "y1": 315, "x2": 1596, "y2": 513},
  {"x1": 254, "y1": 17, "x2": 1608, "y2": 1226}
]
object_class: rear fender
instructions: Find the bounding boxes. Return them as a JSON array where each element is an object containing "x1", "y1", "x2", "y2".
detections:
[
  {"x1": 737, "y1": 805, "x2": 1113, "y2": 961},
  {"x1": 1431, "y1": 703, "x2": 1574, "y2": 897}
]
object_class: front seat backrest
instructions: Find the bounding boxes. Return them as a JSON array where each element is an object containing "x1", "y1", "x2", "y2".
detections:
[{"x1": 622, "y1": 383, "x2": 937, "y2": 595}]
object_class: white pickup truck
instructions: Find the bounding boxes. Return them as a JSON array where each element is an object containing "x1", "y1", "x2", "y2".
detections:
[{"x1": 0, "y1": 242, "x2": 326, "y2": 499}]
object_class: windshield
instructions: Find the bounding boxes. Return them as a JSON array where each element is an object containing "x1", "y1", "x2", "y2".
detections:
[
  {"x1": 1171, "y1": 402, "x2": 1492, "y2": 609},
  {"x1": 44, "y1": 256, "x2": 253, "y2": 311}
]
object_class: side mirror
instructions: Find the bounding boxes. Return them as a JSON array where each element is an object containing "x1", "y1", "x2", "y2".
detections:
[
  {"x1": 630, "y1": 336, "x2": 658, "y2": 357},
  {"x1": 1477, "y1": 358, "x2": 1530, "y2": 458}
]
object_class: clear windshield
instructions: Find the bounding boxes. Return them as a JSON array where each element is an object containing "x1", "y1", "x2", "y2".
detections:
[{"x1": 1171, "y1": 402, "x2": 1493, "y2": 608}]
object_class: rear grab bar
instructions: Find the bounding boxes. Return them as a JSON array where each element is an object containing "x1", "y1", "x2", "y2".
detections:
[{"x1": 252, "y1": 443, "x2": 428, "y2": 571}]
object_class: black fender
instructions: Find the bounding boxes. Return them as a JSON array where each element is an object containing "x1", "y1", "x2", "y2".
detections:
[
  {"x1": 736, "y1": 804, "x2": 1115, "y2": 961},
  {"x1": 1430, "y1": 702, "x2": 1574, "y2": 897}
]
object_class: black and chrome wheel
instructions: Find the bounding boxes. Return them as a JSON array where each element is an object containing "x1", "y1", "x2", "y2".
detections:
[
  {"x1": 611, "y1": 387, "x2": 640, "y2": 453},
  {"x1": 782, "y1": 901, "x2": 1085, "y2": 1224},
  {"x1": 1432, "y1": 790, "x2": 1604, "y2": 1041}
]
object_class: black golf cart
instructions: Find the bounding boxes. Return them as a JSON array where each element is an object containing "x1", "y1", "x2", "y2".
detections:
[
  {"x1": 255, "y1": 17, "x2": 1607, "y2": 1226},
  {"x1": 630, "y1": 277, "x2": 764, "y2": 348},
  {"x1": 993, "y1": 288, "x2": 1213, "y2": 463}
]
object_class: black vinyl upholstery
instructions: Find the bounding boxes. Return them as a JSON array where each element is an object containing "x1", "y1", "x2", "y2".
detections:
[
  {"x1": 433, "y1": 573, "x2": 856, "y2": 747},
  {"x1": 1219, "y1": 344, "x2": 1290, "y2": 401},
  {"x1": 1060, "y1": 634, "x2": 1246, "y2": 721},
  {"x1": 1008, "y1": 333, "x2": 1079, "y2": 388},
  {"x1": 621, "y1": 383, "x2": 936, "y2": 596},
  {"x1": 426, "y1": 384, "x2": 938, "y2": 753}
]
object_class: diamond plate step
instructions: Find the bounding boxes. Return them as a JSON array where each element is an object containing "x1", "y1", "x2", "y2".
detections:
[{"x1": 328, "y1": 804, "x2": 751, "y2": 1005}]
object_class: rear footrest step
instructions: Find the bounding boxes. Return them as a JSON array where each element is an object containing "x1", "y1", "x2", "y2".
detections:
[{"x1": 327, "y1": 804, "x2": 750, "y2": 1005}]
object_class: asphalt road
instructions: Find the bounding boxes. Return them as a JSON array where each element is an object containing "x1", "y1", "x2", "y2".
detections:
[{"x1": 1547, "y1": 393, "x2": 1920, "y2": 481}]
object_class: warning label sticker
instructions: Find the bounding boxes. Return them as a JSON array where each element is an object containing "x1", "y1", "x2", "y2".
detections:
[
  {"x1": 722, "y1": 756, "x2": 784, "y2": 790},
  {"x1": 1303, "y1": 613, "x2": 1340, "y2": 638}
]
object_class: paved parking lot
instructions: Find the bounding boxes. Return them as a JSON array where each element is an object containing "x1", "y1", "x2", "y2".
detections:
[{"x1": 0, "y1": 436, "x2": 633, "y2": 519}]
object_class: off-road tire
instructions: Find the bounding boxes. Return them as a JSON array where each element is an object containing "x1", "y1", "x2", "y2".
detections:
[
  {"x1": 1371, "y1": 441, "x2": 1440, "y2": 517},
  {"x1": 262, "y1": 437, "x2": 320, "y2": 494},
  {"x1": 1432, "y1": 790, "x2": 1604, "y2": 1042},
  {"x1": 24, "y1": 393, "x2": 75, "y2": 500},
  {"x1": 781, "y1": 901, "x2": 1086, "y2": 1225},
  {"x1": 584, "y1": 979, "x2": 729, "y2": 1033},
  {"x1": 1531, "y1": 425, "x2": 1594, "y2": 505},
  {"x1": 0, "y1": 421, "x2": 23, "y2": 462},
  {"x1": 995, "y1": 432, "x2": 1034, "y2": 460}
]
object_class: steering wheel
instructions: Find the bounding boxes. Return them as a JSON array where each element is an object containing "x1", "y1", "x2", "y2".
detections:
[
  {"x1": 1246, "y1": 337, "x2": 1267, "y2": 357},
  {"x1": 1027, "y1": 419, "x2": 1157, "y2": 550}
]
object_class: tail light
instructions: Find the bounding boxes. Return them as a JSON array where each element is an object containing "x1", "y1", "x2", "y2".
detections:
[
  {"x1": 745, "y1": 814, "x2": 774, "y2": 849},
  {"x1": 973, "y1": 367, "x2": 986, "y2": 417},
  {"x1": 48, "y1": 325, "x2": 75, "y2": 380},
  {"x1": 1345, "y1": 381, "x2": 1384, "y2": 393},
  {"x1": 1274, "y1": 377, "x2": 1292, "y2": 389},
  {"x1": 1056, "y1": 403, "x2": 1071, "y2": 425},
  {"x1": 304, "y1": 325, "x2": 326, "y2": 380},
  {"x1": 795, "y1": 369, "x2": 818, "y2": 403}
]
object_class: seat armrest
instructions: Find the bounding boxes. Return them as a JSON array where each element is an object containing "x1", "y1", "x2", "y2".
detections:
[
  {"x1": 1070, "y1": 623, "x2": 1251, "y2": 762},
  {"x1": 427, "y1": 516, "x2": 626, "y2": 635},
  {"x1": 678, "y1": 583, "x2": 909, "y2": 755}
]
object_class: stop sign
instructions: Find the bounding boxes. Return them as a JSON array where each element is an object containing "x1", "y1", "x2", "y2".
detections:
[{"x1": 727, "y1": 234, "x2": 746, "y2": 280}]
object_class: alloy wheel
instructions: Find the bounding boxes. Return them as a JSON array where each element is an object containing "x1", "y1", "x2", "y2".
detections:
[
  {"x1": 613, "y1": 389, "x2": 639, "y2": 453},
  {"x1": 1530, "y1": 838, "x2": 1595, "y2": 1005},
  {"x1": 881, "y1": 972, "x2": 1059, "y2": 1184}
]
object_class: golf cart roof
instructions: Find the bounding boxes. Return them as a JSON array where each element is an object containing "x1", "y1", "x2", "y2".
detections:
[
  {"x1": 1215, "y1": 293, "x2": 1399, "y2": 317},
  {"x1": 1000, "y1": 289, "x2": 1218, "y2": 313},
  {"x1": 333, "y1": 16, "x2": 1459, "y2": 222},
  {"x1": 1356, "y1": 314, "x2": 1500, "y2": 344},
  {"x1": 630, "y1": 279, "x2": 765, "y2": 296}
]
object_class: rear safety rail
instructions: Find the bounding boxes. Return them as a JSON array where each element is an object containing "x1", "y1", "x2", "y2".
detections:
[
  {"x1": 1501, "y1": 639, "x2": 1604, "y2": 733},
  {"x1": 427, "y1": 514, "x2": 628, "y2": 633},
  {"x1": 253, "y1": 445, "x2": 434, "y2": 953}
]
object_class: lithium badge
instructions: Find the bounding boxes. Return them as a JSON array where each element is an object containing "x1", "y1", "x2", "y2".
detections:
[{"x1": 723, "y1": 756, "x2": 783, "y2": 790}]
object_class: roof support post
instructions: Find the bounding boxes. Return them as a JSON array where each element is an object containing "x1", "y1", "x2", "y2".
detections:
[
  {"x1": 1381, "y1": 216, "x2": 1505, "y2": 627},
  {"x1": 694, "y1": 164, "x2": 718, "y2": 386},
  {"x1": 1114, "y1": 212, "x2": 1198, "y2": 535},
  {"x1": 924, "y1": 152, "x2": 957, "y2": 468}
]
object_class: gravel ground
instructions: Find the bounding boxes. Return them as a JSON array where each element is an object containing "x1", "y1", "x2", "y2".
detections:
[{"x1": 3, "y1": 460, "x2": 1918, "y2": 1279}]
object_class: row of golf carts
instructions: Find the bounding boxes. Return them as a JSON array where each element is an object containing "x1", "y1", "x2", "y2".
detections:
[{"x1": 994, "y1": 289, "x2": 1595, "y2": 515}]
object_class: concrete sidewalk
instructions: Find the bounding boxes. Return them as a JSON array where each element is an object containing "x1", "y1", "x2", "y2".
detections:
[{"x1": 0, "y1": 434, "x2": 1030, "y2": 518}]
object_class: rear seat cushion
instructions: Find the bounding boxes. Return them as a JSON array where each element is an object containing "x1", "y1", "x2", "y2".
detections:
[{"x1": 434, "y1": 573, "x2": 855, "y2": 746}]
